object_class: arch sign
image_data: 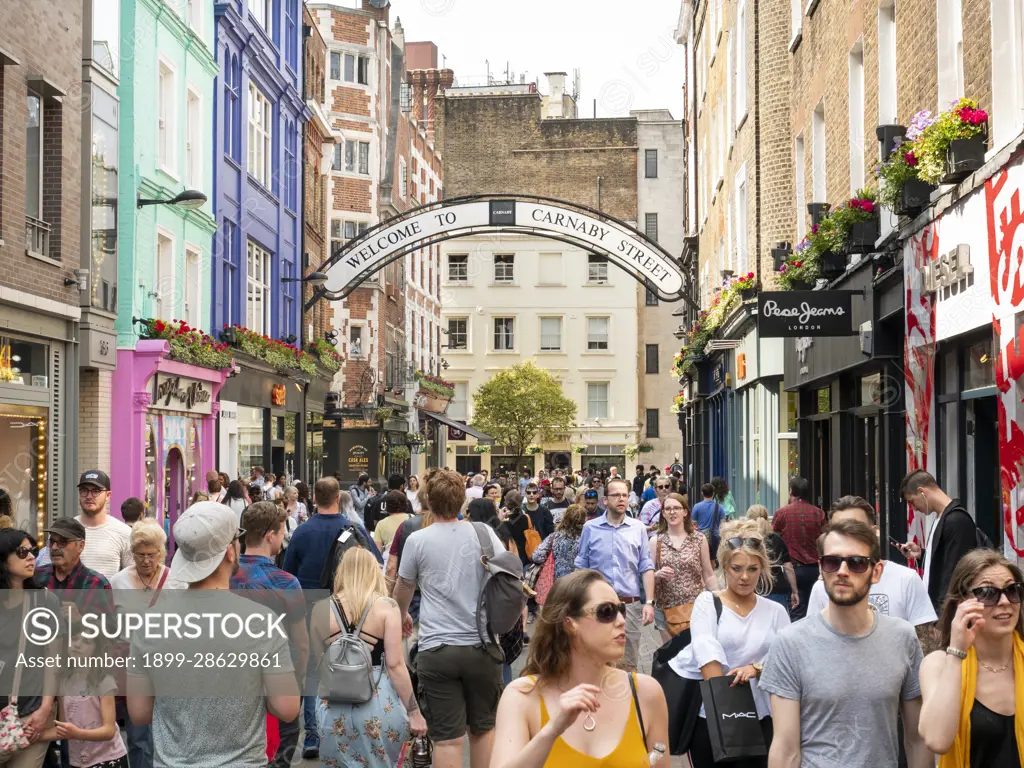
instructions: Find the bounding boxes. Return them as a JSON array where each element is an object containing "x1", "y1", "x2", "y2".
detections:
[{"x1": 315, "y1": 194, "x2": 693, "y2": 306}]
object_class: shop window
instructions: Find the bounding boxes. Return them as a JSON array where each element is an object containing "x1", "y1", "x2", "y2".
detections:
[
  {"x1": 816, "y1": 387, "x2": 830, "y2": 414},
  {"x1": 860, "y1": 372, "x2": 882, "y2": 406},
  {"x1": 237, "y1": 405, "x2": 265, "y2": 474},
  {"x1": 965, "y1": 340, "x2": 994, "y2": 390},
  {"x1": 0, "y1": 407, "x2": 49, "y2": 533},
  {"x1": 0, "y1": 337, "x2": 49, "y2": 387}
]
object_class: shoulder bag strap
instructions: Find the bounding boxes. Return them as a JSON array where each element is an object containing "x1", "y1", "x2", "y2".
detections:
[
  {"x1": 656, "y1": 537, "x2": 662, "y2": 570},
  {"x1": 471, "y1": 522, "x2": 495, "y2": 560},
  {"x1": 711, "y1": 592, "x2": 724, "y2": 640},
  {"x1": 628, "y1": 671, "x2": 647, "y2": 751},
  {"x1": 148, "y1": 566, "x2": 171, "y2": 609},
  {"x1": 327, "y1": 596, "x2": 350, "y2": 641},
  {"x1": 10, "y1": 595, "x2": 30, "y2": 706}
]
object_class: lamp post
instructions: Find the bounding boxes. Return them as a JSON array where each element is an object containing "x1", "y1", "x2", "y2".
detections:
[{"x1": 137, "y1": 189, "x2": 208, "y2": 209}]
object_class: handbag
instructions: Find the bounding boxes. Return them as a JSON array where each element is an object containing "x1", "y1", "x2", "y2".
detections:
[
  {"x1": 651, "y1": 594, "x2": 722, "y2": 755},
  {"x1": 657, "y1": 539, "x2": 694, "y2": 636},
  {"x1": 0, "y1": 597, "x2": 32, "y2": 755},
  {"x1": 534, "y1": 551, "x2": 556, "y2": 606},
  {"x1": 499, "y1": 616, "x2": 525, "y2": 665},
  {"x1": 699, "y1": 675, "x2": 767, "y2": 762},
  {"x1": 523, "y1": 515, "x2": 542, "y2": 558}
]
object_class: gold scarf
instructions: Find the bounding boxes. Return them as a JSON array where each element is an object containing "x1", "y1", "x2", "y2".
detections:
[{"x1": 938, "y1": 632, "x2": 1024, "y2": 768}]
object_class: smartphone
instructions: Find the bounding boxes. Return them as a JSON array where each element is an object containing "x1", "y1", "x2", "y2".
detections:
[{"x1": 888, "y1": 536, "x2": 904, "y2": 551}]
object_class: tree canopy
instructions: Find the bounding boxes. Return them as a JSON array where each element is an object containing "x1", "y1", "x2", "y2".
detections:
[{"x1": 470, "y1": 361, "x2": 577, "y2": 462}]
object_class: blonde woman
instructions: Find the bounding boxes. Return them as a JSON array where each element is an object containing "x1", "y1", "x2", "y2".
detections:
[
  {"x1": 311, "y1": 548, "x2": 426, "y2": 766},
  {"x1": 109, "y1": 520, "x2": 186, "y2": 591},
  {"x1": 747, "y1": 505, "x2": 799, "y2": 613},
  {"x1": 669, "y1": 520, "x2": 790, "y2": 767}
]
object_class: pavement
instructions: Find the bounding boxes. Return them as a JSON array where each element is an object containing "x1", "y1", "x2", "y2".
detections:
[{"x1": 295, "y1": 620, "x2": 691, "y2": 766}]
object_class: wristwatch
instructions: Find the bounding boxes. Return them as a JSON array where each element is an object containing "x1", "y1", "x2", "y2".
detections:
[
  {"x1": 645, "y1": 599, "x2": 655, "y2": 606},
  {"x1": 752, "y1": 662, "x2": 764, "y2": 678}
]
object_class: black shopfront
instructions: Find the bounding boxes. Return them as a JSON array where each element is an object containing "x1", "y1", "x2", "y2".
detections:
[{"x1": 782, "y1": 258, "x2": 908, "y2": 549}]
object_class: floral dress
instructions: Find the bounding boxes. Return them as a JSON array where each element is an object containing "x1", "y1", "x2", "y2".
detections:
[
  {"x1": 653, "y1": 531, "x2": 706, "y2": 609},
  {"x1": 531, "y1": 531, "x2": 581, "y2": 579}
]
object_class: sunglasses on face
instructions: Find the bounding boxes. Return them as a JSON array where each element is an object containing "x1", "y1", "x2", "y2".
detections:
[
  {"x1": 580, "y1": 601, "x2": 628, "y2": 623},
  {"x1": 655, "y1": 484, "x2": 671, "y2": 490},
  {"x1": 820, "y1": 555, "x2": 876, "y2": 574},
  {"x1": 970, "y1": 582, "x2": 1024, "y2": 606},
  {"x1": 726, "y1": 537, "x2": 764, "y2": 550},
  {"x1": 13, "y1": 547, "x2": 34, "y2": 560}
]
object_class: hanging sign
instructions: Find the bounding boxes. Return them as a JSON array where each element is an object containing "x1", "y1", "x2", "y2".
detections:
[
  {"x1": 758, "y1": 291, "x2": 858, "y2": 337},
  {"x1": 151, "y1": 374, "x2": 214, "y2": 415},
  {"x1": 448, "y1": 425, "x2": 467, "y2": 441}
]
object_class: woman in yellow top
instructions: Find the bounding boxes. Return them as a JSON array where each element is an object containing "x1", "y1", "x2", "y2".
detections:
[
  {"x1": 919, "y1": 549, "x2": 1024, "y2": 767},
  {"x1": 491, "y1": 569, "x2": 669, "y2": 767},
  {"x1": 371, "y1": 490, "x2": 411, "y2": 553}
]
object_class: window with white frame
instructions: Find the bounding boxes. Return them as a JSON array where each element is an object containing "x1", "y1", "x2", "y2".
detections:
[
  {"x1": 246, "y1": 240, "x2": 271, "y2": 335},
  {"x1": 25, "y1": 91, "x2": 43, "y2": 224},
  {"x1": 248, "y1": 83, "x2": 272, "y2": 189},
  {"x1": 344, "y1": 54, "x2": 354, "y2": 82},
  {"x1": 736, "y1": 1, "x2": 748, "y2": 122},
  {"x1": 493, "y1": 317, "x2": 515, "y2": 351},
  {"x1": 645, "y1": 213, "x2": 659, "y2": 242},
  {"x1": 184, "y1": 246, "x2": 202, "y2": 328},
  {"x1": 727, "y1": 31, "x2": 735, "y2": 141},
  {"x1": 587, "y1": 382, "x2": 609, "y2": 420},
  {"x1": 187, "y1": 0, "x2": 199, "y2": 33},
  {"x1": 447, "y1": 253, "x2": 468, "y2": 282},
  {"x1": 795, "y1": 133, "x2": 806, "y2": 239},
  {"x1": 332, "y1": 143, "x2": 342, "y2": 171},
  {"x1": 791, "y1": 0, "x2": 803, "y2": 47},
  {"x1": 878, "y1": 1, "x2": 897, "y2": 126},
  {"x1": 358, "y1": 141, "x2": 369, "y2": 175},
  {"x1": 697, "y1": 35, "x2": 706, "y2": 108},
  {"x1": 494, "y1": 254, "x2": 515, "y2": 283},
  {"x1": 186, "y1": 87, "x2": 201, "y2": 188},
  {"x1": 247, "y1": 0, "x2": 270, "y2": 34},
  {"x1": 991, "y1": 0, "x2": 1024, "y2": 149},
  {"x1": 812, "y1": 101, "x2": 826, "y2": 202},
  {"x1": 727, "y1": 197, "x2": 734, "y2": 272},
  {"x1": 540, "y1": 317, "x2": 562, "y2": 351},
  {"x1": 735, "y1": 166, "x2": 749, "y2": 274},
  {"x1": 587, "y1": 317, "x2": 610, "y2": 351},
  {"x1": 447, "y1": 317, "x2": 468, "y2": 350},
  {"x1": 357, "y1": 56, "x2": 369, "y2": 85},
  {"x1": 538, "y1": 252, "x2": 563, "y2": 285},
  {"x1": 399, "y1": 158, "x2": 408, "y2": 198},
  {"x1": 330, "y1": 52, "x2": 341, "y2": 81},
  {"x1": 849, "y1": 41, "x2": 865, "y2": 192},
  {"x1": 158, "y1": 61, "x2": 175, "y2": 171},
  {"x1": 349, "y1": 325, "x2": 365, "y2": 358},
  {"x1": 717, "y1": 94, "x2": 725, "y2": 179},
  {"x1": 344, "y1": 140, "x2": 355, "y2": 172},
  {"x1": 448, "y1": 382, "x2": 469, "y2": 420},
  {"x1": 587, "y1": 254, "x2": 609, "y2": 283},
  {"x1": 937, "y1": 0, "x2": 964, "y2": 109},
  {"x1": 344, "y1": 221, "x2": 356, "y2": 240},
  {"x1": 155, "y1": 232, "x2": 175, "y2": 321},
  {"x1": 330, "y1": 221, "x2": 343, "y2": 256}
]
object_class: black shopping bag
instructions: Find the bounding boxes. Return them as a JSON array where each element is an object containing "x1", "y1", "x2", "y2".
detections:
[{"x1": 699, "y1": 675, "x2": 767, "y2": 762}]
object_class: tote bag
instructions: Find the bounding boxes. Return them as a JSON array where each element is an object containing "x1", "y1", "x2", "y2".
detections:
[{"x1": 699, "y1": 675, "x2": 768, "y2": 762}]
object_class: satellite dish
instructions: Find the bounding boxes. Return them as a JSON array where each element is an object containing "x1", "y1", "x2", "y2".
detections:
[{"x1": 368, "y1": 0, "x2": 390, "y2": 7}]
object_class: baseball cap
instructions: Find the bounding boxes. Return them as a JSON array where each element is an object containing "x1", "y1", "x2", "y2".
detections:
[
  {"x1": 170, "y1": 502, "x2": 241, "y2": 584},
  {"x1": 584, "y1": 489, "x2": 599, "y2": 500},
  {"x1": 42, "y1": 517, "x2": 87, "y2": 541},
  {"x1": 78, "y1": 470, "x2": 110, "y2": 490}
]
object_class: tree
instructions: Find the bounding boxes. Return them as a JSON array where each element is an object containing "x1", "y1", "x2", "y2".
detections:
[{"x1": 471, "y1": 361, "x2": 577, "y2": 468}]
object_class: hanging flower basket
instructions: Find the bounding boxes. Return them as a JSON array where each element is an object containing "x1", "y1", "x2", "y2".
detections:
[
  {"x1": 525, "y1": 445, "x2": 544, "y2": 455},
  {"x1": 473, "y1": 444, "x2": 492, "y2": 454},
  {"x1": 637, "y1": 442, "x2": 655, "y2": 454},
  {"x1": 913, "y1": 98, "x2": 988, "y2": 185},
  {"x1": 389, "y1": 445, "x2": 411, "y2": 462}
]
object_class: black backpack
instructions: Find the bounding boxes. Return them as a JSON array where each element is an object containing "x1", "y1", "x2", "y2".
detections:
[
  {"x1": 946, "y1": 506, "x2": 996, "y2": 551},
  {"x1": 319, "y1": 522, "x2": 376, "y2": 589}
]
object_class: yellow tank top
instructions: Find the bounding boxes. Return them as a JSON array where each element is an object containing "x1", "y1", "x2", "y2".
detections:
[{"x1": 536, "y1": 673, "x2": 649, "y2": 767}]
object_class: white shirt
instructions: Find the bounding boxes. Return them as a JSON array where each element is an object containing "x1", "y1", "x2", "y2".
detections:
[
  {"x1": 266, "y1": 486, "x2": 284, "y2": 502},
  {"x1": 406, "y1": 489, "x2": 422, "y2": 514},
  {"x1": 922, "y1": 512, "x2": 938, "y2": 594},
  {"x1": 670, "y1": 591, "x2": 790, "y2": 719},
  {"x1": 75, "y1": 514, "x2": 133, "y2": 579},
  {"x1": 806, "y1": 560, "x2": 937, "y2": 625},
  {"x1": 466, "y1": 486, "x2": 484, "y2": 500}
]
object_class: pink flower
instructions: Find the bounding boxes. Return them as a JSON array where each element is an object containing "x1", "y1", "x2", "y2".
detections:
[
  {"x1": 905, "y1": 151, "x2": 918, "y2": 166},
  {"x1": 747, "y1": 272, "x2": 754, "y2": 279},
  {"x1": 794, "y1": 261, "x2": 802, "y2": 268}
]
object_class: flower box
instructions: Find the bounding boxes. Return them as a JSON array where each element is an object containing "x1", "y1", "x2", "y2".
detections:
[
  {"x1": 740, "y1": 287, "x2": 758, "y2": 301},
  {"x1": 807, "y1": 202, "x2": 831, "y2": 227},
  {"x1": 772, "y1": 246, "x2": 791, "y2": 272},
  {"x1": 789, "y1": 279, "x2": 815, "y2": 291},
  {"x1": 876, "y1": 124, "x2": 907, "y2": 158},
  {"x1": 844, "y1": 216, "x2": 880, "y2": 254},
  {"x1": 896, "y1": 178, "x2": 936, "y2": 216},
  {"x1": 414, "y1": 388, "x2": 451, "y2": 415},
  {"x1": 819, "y1": 250, "x2": 847, "y2": 280},
  {"x1": 941, "y1": 135, "x2": 987, "y2": 184}
]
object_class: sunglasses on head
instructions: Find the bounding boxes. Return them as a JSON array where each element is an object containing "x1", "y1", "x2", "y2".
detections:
[
  {"x1": 820, "y1": 555, "x2": 876, "y2": 574},
  {"x1": 970, "y1": 582, "x2": 1024, "y2": 606},
  {"x1": 580, "y1": 601, "x2": 627, "y2": 623},
  {"x1": 726, "y1": 537, "x2": 764, "y2": 550}
]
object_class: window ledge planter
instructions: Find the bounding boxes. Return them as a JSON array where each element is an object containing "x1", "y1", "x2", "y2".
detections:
[
  {"x1": 941, "y1": 135, "x2": 987, "y2": 184},
  {"x1": 789, "y1": 279, "x2": 815, "y2": 291},
  {"x1": 808, "y1": 202, "x2": 831, "y2": 227},
  {"x1": 896, "y1": 178, "x2": 936, "y2": 217},
  {"x1": 819, "y1": 250, "x2": 848, "y2": 280},
  {"x1": 772, "y1": 243, "x2": 792, "y2": 272},
  {"x1": 844, "y1": 216, "x2": 880, "y2": 254},
  {"x1": 740, "y1": 287, "x2": 758, "y2": 301}
]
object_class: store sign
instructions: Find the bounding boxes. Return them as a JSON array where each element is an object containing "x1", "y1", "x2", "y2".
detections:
[
  {"x1": 151, "y1": 374, "x2": 213, "y2": 415},
  {"x1": 795, "y1": 337, "x2": 814, "y2": 375},
  {"x1": 923, "y1": 244, "x2": 973, "y2": 296},
  {"x1": 488, "y1": 199, "x2": 516, "y2": 226},
  {"x1": 758, "y1": 291, "x2": 857, "y2": 337},
  {"x1": 346, "y1": 443, "x2": 371, "y2": 475},
  {"x1": 271, "y1": 384, "x2": 287, "y2": 407},
  {"x1": 448, "y1": 425, "x2": 467, "y2": 441},
  {"x1": 736, "y1": 354, "x2": 747, "y2": 381}
]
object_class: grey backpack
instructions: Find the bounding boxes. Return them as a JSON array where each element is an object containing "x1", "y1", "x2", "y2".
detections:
[
  {"x1": 319, "y1": 597, "x2": 383, "y2": 704},
  {"x1": 471, "y1": 522, "x2": 528, "y2": 661}
]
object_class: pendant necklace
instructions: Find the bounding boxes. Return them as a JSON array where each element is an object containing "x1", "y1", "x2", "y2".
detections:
[{"x1": 583, "y1": 714, "x2": 597, "y2": 731}]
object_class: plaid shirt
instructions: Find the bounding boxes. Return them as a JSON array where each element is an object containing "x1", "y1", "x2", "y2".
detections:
[
  {"x1": 230, "y1": 554, "x2": 306, "y2": 622},
  {"x1": 34, "y1": 560, "x2": 113, "y2": 616},
  {"x1": 772, "y1": 500, "x2": 827, "y2": 566}
]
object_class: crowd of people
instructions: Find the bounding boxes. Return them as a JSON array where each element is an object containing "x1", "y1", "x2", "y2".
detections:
[{"x1": 0, "y1": 461, "x2": 1018, "y2": 768}]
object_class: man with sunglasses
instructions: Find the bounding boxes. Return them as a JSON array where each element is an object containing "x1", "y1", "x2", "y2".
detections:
[
  {"x1": 771, "y1": 477, "x2": 827, "y2": 621},
  {"x1": 34, "y1": 517, "x2": 113, "y2": 617},
  {"x1": 575, "y1": 478, "x2": 655, "y2": 672},
  {"x1": 74, "y1": 469, "x2": 133, "y2": 580},
  {"x1": 638, "y1": 476, "x2": 673, "y2": 528},
  {"x1": 523, "y1": 483, "x2": 554, "y2": 539},
  {"x1": 761, "y1": 519, "x2": 931, "y2": 768}
]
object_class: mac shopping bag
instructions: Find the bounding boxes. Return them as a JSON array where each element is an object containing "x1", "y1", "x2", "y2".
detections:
[{"x1": 699, "y1": 676, "x2": 767, "y2": 763}]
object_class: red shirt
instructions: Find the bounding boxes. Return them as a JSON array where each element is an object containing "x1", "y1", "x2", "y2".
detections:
[{"x1": 772, "y1": 500, "x2": 826, "y2": 565}]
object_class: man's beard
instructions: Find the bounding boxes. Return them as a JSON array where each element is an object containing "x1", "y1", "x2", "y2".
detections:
[{"x1": 824, "y1": 578, "x2": 871, "y2": 606}]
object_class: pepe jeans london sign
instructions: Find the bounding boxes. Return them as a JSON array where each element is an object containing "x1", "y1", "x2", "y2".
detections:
[
  {"x1": 757, "y1": 291, "x2": 857, "y2": 337},
  {"x1": 151, "y1": 373, "x2": 214, "y2": 415}
]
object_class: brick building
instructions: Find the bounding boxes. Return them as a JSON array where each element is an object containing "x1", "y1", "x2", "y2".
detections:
[
  {"x1": 0, "y1": 0, "x2": 84, "y2": 532},
  {"x1": 308, "y1": 1, "x2": 449, "y2": 477}
]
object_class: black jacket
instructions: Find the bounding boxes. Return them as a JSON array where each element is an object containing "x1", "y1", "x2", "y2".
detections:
[
  {"x1": 925, "y1": 499, "x2": 980, "y2": 610},
  {"x1": 363, "y1": 492, "x2": 388, "y2": 532}
]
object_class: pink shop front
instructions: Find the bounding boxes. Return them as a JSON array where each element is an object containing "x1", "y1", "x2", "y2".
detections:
[{"x1": 110, "y1": 340, "x2": 231, "y2": 548}]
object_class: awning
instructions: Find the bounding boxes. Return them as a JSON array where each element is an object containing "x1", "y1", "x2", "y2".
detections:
[{"x1": 421, "y1": 410, "x2": 495, "y2": 445}]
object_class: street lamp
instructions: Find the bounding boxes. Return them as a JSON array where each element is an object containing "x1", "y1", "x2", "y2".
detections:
[
  {"x1": 282, "y1": 271, "x2": 328, "y2": 285},
  {"x1": 361, "y1": 401, "x2": 377, "y2": 423},
  {"x1": 137, "y1": 189, "x2": 208, "y2": 210}
]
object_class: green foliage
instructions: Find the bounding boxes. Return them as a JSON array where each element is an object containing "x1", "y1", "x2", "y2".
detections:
[
  {"x1": 915, "y1": 98, "x2": 988, "y2": 185},
  {"x1": 305, "y1": 338, "x2": 344, "y2": 373},
  {"x1": 416, "y1": 371, "x2": 455, "y2": 398},
  {"x1": 471, "y1": 361, "x2": 577, "y2": 461},
  {"x1": 138, "y1": 319, "x2": 233, "y2": 370},
  {"x1": 232, "y1": 326, "x2": 317, "y2": 375},
  {"x1": 388, "y1": 445, "x2": 411, "y2": 462}
]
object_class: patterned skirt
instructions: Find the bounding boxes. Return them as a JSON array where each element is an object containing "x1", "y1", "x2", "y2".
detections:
[{"x1": 316, "y1": 669, "x2": 411, "y2": 768}]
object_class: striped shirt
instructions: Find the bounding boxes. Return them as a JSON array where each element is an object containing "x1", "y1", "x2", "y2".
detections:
[{"x1": 75, "y1": 514, "x2": 134, "y2": 579}]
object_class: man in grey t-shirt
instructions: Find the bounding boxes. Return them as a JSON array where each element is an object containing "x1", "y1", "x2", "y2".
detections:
[{"x1": 760, "y1": 519, "x2": 931, "y2": 768}]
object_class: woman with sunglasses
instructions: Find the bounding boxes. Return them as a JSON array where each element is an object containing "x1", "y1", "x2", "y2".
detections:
[
  {"x1": 919, "y1": 549, "x2": 1024, "y2": 766},
  {"x1": 669, "y1": 520, "x2": 790, "y2": 767},
  {"x1": 492, "y1": 569, "x2": 668, "y2": 767},
  {"x1": 650, "y1": 493, "x2": 718, "y2": 643}
]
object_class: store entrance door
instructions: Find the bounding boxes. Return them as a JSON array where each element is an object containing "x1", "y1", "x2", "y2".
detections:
[
  {"x1": 811, "y1": 420, "x2": 832, "y2": 511},
  {"x1": 164, "y1": 447, "x2": 185, "y2": 556},
  {"x1": 455, "y1": 456, "x2": 481, "y2": 475},
  {"x1": 968, "y1": 396, "x2": 1000, "y2": 547}
]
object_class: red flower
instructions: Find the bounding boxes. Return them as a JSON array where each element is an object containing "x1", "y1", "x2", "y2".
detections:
[
  {"x1": 812, "y1": 224, "x2": 819, "y2": 235},
  {"x1": 905, "y1": 151, "x2": 918, "y2": 166},
  {"x1": 153, "y1": 320, "x2": 166, "y2": 333},
  {"x1": 747, "y1": 272, "x2": 754, "y2": 279},
  {"x1": 794, "y1": 261, "x2": 803, "y2": 268}
]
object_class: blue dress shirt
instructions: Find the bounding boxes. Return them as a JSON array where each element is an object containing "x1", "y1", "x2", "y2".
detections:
[{"x1": 574, "y1": 512, "x2": 654, "y2": 598}]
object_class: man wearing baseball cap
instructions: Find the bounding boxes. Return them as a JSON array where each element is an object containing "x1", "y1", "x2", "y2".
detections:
[
  {"x1": 582, "y1": 488, "x2": 606, "y2": 520},
  {"x1": 35, "y1": 517, "x2": 112, "y2": 616},
  {"x1": 75, "y1": 469, "x2": 133, "y2": 579},
  {"x1": 127, "y1": 502, "x2": 300, "y2": 767}
]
